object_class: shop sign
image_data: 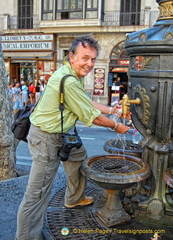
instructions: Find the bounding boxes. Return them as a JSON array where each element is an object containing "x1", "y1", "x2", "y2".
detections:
[
  {"x1": 118, "y1": 60, "x2": 129, "y2": 65},
  {"x1": 112, "y1": 67, "x2": 128, "y2": 72},
  {"x1": 108, "y1": 73, "x2": 113, "y2": 87},
  {"x1": 1, "y1": 42, "x2": 53, "y2": 50},
  {"x1": 94, "y1": 68, "x2": 105, "y2": 95},
  {"x1": 0, "y1": 34, "x2": 53, "y2": 42},
  {"x1": 0, "y1": 34, "x2": 54, "y2": 51}
]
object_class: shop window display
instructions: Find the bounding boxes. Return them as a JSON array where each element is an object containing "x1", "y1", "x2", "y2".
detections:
[{"x1": 39, "y1": 61, "x2": 54, "y2": 81}]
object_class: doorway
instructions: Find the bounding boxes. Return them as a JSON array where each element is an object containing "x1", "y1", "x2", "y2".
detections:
[{"x1": 10, "y1": 61, "x2": 36, "y2": 84}]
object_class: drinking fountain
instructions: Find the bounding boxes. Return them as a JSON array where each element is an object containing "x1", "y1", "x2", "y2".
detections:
[{"x1": 81, "y1": 154, "x2": 150, "y2": 227}]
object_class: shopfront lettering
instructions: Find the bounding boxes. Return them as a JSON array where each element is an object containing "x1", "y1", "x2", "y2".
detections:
[
  {"x1": 0, "y1": 34, "x2": 53, "y2": 42},
  {"x1": 2, "y1": 42, "x2": 52, "y2": 50}
]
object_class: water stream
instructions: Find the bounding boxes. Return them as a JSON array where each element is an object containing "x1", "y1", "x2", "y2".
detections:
[{"x1": 110, "y1": 115, "x2": 139, "y2": 172}]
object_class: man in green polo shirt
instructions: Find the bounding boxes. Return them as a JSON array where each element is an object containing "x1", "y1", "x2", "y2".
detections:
[{"x1": 16, "y1": 34, "x2": 129, "y2": 240}]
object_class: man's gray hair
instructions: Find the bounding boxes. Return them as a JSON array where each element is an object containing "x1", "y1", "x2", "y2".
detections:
[{"x1": 67, "y1": 34, "x2": 100, "y2": 61}]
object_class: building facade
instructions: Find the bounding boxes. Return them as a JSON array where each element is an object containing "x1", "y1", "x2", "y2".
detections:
[{"x1": 0, "y1": 0, "x2": 159, "y2": 104}]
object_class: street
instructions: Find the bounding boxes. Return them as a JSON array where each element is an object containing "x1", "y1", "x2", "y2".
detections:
[{"x1": 16, "y1": 124, "x2": 133, "y2": 169}]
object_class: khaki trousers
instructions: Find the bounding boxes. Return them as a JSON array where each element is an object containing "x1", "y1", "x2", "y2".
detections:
[{"x1": 16, "y1": 124, "x2": 87, "y2": 240}]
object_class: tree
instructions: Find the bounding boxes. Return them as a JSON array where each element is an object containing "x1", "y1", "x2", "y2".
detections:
[{"x1": 0, "y1": 43, "x2": 17, "y2": 180}]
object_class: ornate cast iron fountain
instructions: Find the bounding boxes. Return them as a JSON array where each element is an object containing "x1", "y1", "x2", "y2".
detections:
[
  {"x1": 82, "y1": 0, "x2": 173, "y2": 228},
  {"x1": 123, "y1": 0, "x2": 173, "y2": 225}
]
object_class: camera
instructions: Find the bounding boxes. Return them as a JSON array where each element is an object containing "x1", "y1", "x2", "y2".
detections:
[{"x1": 58, "y1": 133, "x2": 82, "y2": 161}]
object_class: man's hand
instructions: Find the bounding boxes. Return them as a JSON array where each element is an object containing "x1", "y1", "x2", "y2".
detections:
[
  {"x1": 112, "y1": 104, "x2": 131, "y2": 120},
  {"x1": 115, "y1": 123, "x2": 130, "y2": 134},
  {"x1": 111, "y1": 103, "x2": 121, "y2": 115}
]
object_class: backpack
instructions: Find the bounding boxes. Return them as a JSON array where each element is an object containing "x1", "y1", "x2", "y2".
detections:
[{"x1": 11, "y1": 105, "x2": 35, "y2": 142}]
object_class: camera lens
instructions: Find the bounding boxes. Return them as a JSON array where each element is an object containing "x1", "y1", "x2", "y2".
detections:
[{"x1": 58, "y1": 147, "x2": 71, "y2": 161}]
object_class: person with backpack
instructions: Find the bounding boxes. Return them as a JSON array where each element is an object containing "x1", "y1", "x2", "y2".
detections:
[{"x1": 16, "y1": 34, "x2": 129, "y2": 240}]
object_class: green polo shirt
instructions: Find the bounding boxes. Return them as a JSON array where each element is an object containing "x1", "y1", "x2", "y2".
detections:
[{"x1": 30, "y1": 62, "x2": 101, "y2": 133}]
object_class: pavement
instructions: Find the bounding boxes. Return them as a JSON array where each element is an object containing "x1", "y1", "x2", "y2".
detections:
[{"x1": 0, "y1": 162, "x2": 66, "y2": 240}]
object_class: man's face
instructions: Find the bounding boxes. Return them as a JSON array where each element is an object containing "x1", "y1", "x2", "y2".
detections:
[{"x1": 69, "y1": 43, "x2": 97, "y2": 78}]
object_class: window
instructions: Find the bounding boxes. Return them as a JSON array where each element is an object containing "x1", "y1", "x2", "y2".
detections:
[
  {"x1": 42, "y1": 0, "x2": 54, "y2": 20},
  {"x1": 85, "y1": 0, "x2": 98, "y2": 19},
  {"x1": 41, "y1": 0, "x2": 99, "y2": 20},
  {"x1": 18, "y1": 0, "x2": 33, "y2": 29},
  {"x1": 120, "y1": 0, "x2": 141, "y2": 26},
  {"x1": 110, "y1": 41, "x2": 129, "y2": 66},
  {"x1": 56, "y1": 0, "x2": 83, "y2": 19}
]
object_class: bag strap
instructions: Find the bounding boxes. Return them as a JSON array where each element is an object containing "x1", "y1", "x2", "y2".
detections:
[{"x1": 59, "y1": 74, "x2": 77, "y2": 134}]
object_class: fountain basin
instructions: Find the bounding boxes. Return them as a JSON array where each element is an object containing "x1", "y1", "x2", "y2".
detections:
[
  {"x1": 104, "y1": 139, "x2": 142, "y2": 158},
  {"x1": 81, "y1": 154, "x2": 150, "y2": 190}
]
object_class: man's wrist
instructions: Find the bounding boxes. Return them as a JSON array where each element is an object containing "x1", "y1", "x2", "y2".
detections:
[
  {"x1": 112, "y1": 121, "x2": 118, "y2": 130},
  {"x1": 108, "y1": 107, "x2": 112, "y2": 115}
]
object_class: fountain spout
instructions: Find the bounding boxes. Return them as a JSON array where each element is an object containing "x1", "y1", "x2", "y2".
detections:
[{"x1": 122, "y1": 94, "x2": 140, "y2": 118}]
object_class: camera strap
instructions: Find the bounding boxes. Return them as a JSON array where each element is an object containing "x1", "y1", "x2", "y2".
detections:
[{"x1": 59, "y1": 74, "x2": 77, "y2": 135}]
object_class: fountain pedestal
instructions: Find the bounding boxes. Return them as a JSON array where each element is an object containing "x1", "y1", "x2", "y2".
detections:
[{"x1": 96, "y1": 189, "x2": 131, "y2": 227}]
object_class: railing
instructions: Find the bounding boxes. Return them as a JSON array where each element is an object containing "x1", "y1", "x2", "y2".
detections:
[
  {"x1": 102, "y1": 10, "x2": 159, "y2": 27},
  {"x1": 0, "y1": 14, "x2": 40, "y2": 31},
  {"x1": 102, "y1": 10, "x2": 145, "y2": 26}
]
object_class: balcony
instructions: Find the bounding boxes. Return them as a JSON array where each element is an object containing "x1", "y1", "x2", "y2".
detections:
[
  {"x1": 0, "y1": 14, "x2": 40, "y2": 33},
  {"x1": 102, "y1": 10, "x2": 159, "y2": 27}
]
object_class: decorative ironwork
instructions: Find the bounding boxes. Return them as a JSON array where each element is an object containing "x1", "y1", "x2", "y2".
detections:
[
  {"x1": 133, "y1": 84, "x2": 150, "y2": 125},
  {"x1": 158, "y1": 1, "x2": 173, "y2": 20},
  {"x1": 164, "y1": 32, "x2": 173, "y2": 39},
  {"x1": 131, "y1": 56, "x2": 153, "y2": 71}
]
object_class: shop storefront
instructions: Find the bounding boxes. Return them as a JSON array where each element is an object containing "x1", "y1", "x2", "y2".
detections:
[
  {"x1": 0, "y1": 34, "x2": 56, "y2": 85},
  {"x1": 108, "y1": 40, "x2": 129, "y2": 104}
]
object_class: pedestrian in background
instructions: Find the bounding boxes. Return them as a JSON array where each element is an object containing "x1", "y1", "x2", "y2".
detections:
[
  {"x1": 35, "y1": 82, "x2": 41, "y2": 102},
  {"x1": 8, "y1": 83, "x2": 14, "y2": 97},
  {"x1": 12, "y1": 82, "x2": 22, "y2": 114},
  {"x1": 28, "y1": 82, "x2": 35, "y2": 105},
  {"x1": 16, "y1": 34, "x2": 129, "y2": 240},
  {"x1": 21, "y1": 81, "x2": 28, "y2": 107},
  {"x1": 40, "y1": 80, "x2": 45, "y2": 96}
]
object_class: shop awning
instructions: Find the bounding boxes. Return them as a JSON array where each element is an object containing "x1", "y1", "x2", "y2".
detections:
[{"x1": 3, "y1": 51, "x2": 53, "y2": 58}]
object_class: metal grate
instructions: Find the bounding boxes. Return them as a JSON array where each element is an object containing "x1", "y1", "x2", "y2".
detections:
[
  {"x1": 43, "y1": 179, "x2": 172, "y2": 240},
  {"x1": 90, "y1": 158, "x2": 141, "y2": 174},
  {"x1": 111, "y1": 139, "x2": 142, "y2": 151},
  {"x1": 44, "y1": 180, "x2": 111, "y2": 240}
]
